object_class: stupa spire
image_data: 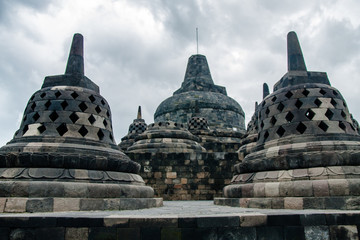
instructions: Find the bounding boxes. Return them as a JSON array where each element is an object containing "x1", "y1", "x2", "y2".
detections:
[
  {"x1": 287, "y1": 31, "x2": 307, "y2": 71},
  {"x1": 263, "y1": 83, "x2": 269, "y2": 99},
  {"x1": 65, "y1": 33, "x2": 84, "y2": 75},
  {"x1": 137, "y1": 106, "x2": 142, "y2": 119}
]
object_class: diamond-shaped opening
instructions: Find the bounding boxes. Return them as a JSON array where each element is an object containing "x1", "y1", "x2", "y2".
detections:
[
  {"x1": 95, "y1": 106, "x2": 101, "y2": 114},
  {"x1": 49, "y1": 111, "x2": 59, "y2": 122},
  {"x1": 88, "y1": 114, "x2": 96, "y2": 124},
  {"x1": 339, "y1": 121, "x2": 346, "y2": 131},
  {"x1": 78, "y1": 125, "x2": 88, "y2": 137},
  {"x1": 333, "y1": 90, "x2": 338, "y2": 96},
  {"x1": 23, "y1": 115, "x2": 27, "y2": 121},
  {"x1": 277, "y1": 102, "x2": 285, "y2": 112},
  {"x1": 305, "y1": 109, "x2": 315, "y2": 120},
  {"x1": 38, "y1": 124, "x2": 46, "y2": 134},
  {"x1": 271, "y1": 96, "x2": 277, "y2": 102},
  {"x1": 78, "y1": 102, "x2": 88, "y2": 112},
  {"x1": 260, "y1": 121, "x2": 264, "y2": 128},
  {"x1": 343, "y1": 102, "x2": 347, "y2": 108},
  {"x1": 302, "y1": 89, "x2": 310, "y2": 97},
  {"x1": 350, "y1": 124, "x2": 355, "y2": 131},
  {"x1": 32, "y1": 112, "x2": 40, "y2": 121},
  {"x1": 89, "y1": 95, "x2": 96, "y2": 103},
  {"x1": 109, "y1": 133, "x2": 114, "y2": 141},
  {"x1": 325, "y1": 109, "x2": 334, "y2": 120},
  {"x1": 106, "y1": 110, "x2": 110, "y2": 118},
  {"x1": 285, "y1": 91, "x2": 293, "y2": 99},
  {"x1": 40, "y1": 93, "x2": 46, "y2": 98},
  {"x1": 285, "y1": 112, "x2": 294, "y2": 122},
  {"x1": 270, "y1": 116, "x2": 277, "y2": 126},
  {"x1": 61, "y1": 100, "x2": 68, "y2": 110},
  {"x1": 330, "y1": 98, "x2": 337, "y2": 107},
  {"x1": 22, "y1": 125, "x2": 29, "y2": 135},
  {"x1": 318, "y1": 121, "x2": 329, "y2": 132},
  {"x1": 101, "y1": 99, "x2": 106, "y2": 106},
  {"x1": 103, "y1": 119, "x2": 108, "y2": 127},
  {"x1": 263, "y1": 131, "x2": 269, "y2": 140},
  {"x1": 71, "y1": 91, "x2": 79, "y2": 99},
  {"x1": 31, "y1": 102, "x2": 36, "y2": 110},
  {"x1": 296, "y1": 122, "x2": 307, "y2": 134},
  {"x1": 56, "y1": 123, "x2": 68, "y2": 136},
  {"x1": 262, "y1": 101, "x2": 266, "y2": 107},
  {"x1": 97, "y1": 129, "x2": 104, "y2": 140},
  {"x1": 265, "y1": 107, "x2": 270, "y2": 115},
  {"x1": 30, "y1": 95, "x2": 35, "y2": 101},
  {"x1": 295, "y1": 99, "x2": 303, "y2": 109},
  {"x1": 55, "y1": 91, "x2": 61, "y2": 98},
  {"x1": 44, "y1": 100, "x2": 51, "y2": 109},
  {"x1": 314, "y1": 98, "x2": 322, "y2": 107},
  {"x1": 341, "y1": 110, "x2": 346, "y2": 119},
  {"x1": 319, "y1": 89, "x2": 327, "y2": 95},
  {"x1": 276, "y1": 126, "x2": 286, "y2": 137},
  {"x1": 69, "y1": 112, "x2": 79, "y2": 123}
]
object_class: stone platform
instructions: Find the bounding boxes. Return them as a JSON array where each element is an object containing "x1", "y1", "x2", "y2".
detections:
[{"x1": 1, "y1": 201, "x2": 360, "y2": 239}]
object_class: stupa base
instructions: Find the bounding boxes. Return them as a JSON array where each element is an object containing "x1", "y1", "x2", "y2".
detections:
[
  {"x1": 0, "y1": 197, "x2": 163, "y2": 213},
  {"x1": 214, "y1": 196, "x2": 360, "y2": 210}
]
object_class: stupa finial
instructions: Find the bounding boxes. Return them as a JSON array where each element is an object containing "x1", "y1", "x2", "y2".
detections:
[
  {"x1": 65, "y1": 33, "x2": 84, "y2": 75},
  {"x1": 263, "y1": 83, "x2": 270, "y2": 99},
  {"x1": 287, "y1": 31, "x2": 307, "y2": 71},
  {"x1": 137, "y1": 106, "x2": 142, "y2": 119}
]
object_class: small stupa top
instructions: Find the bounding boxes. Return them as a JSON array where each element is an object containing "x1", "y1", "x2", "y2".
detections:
[
  {"x1": 273, "y1": 31, "x2": 330, "y2": 91},
  {"x1": 41, "y1": 33, "x2": 100, "y2": 93},
  {"x1": 173, "y1": 54, "x2": 226, "y2": 95}
]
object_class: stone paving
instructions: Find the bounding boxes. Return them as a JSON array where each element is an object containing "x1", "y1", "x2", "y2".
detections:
[{"x1": 1, "y1": 201, "x2": 359, "y2": 218}]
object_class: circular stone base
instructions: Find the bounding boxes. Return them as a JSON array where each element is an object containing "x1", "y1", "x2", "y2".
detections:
[
  {"x1": 214, "y1": 196, "x2": 360, "y2": 210},
  {"x1": 1, "y1": 197, "x2": 163, "y2": 213}
]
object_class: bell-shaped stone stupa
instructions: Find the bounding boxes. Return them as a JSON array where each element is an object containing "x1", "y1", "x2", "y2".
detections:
[
  {"x1": 215, "y1": 31, "x2": 360, "y2": 210},
  {"x1": 0, "y1": 34, "x2": 162, "y2": 212}
]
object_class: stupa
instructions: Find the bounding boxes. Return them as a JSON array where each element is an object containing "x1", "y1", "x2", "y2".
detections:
[
  {"x1": 0, "y1": 34, "x2": 161, "y2": 212},
  {"x1": 119, "y1": 106, "x2": 147, "y2": 151},
  {"x1": 215, "y1": 31, "x2": 360, "y2": 210}
]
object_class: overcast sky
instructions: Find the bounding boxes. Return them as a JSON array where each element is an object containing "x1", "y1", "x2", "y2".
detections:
[{"x1": 0, "y1": 0, "x2": 359, "y2": 146}]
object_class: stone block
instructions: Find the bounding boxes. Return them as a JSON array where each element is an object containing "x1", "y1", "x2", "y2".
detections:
[
  {"x1": 26, "y1": 198, "x2": 54, "y2": 212},
  {"x1": 197, "y1": 216, "x2": 240, "y2": 228},
  {"x1": 313, "y1": 180, "x2": 330, "y2": 197},
  {"x1": 80, "y1": 199, "x2": 104, "y2": 211},
  {"x1": 0, "y1": 198, "x2": 6, "y2": 213},
  {"x1": 65, "y1": 228, "x2": 89, "y2": 240},
  {"x1": 35, "y1": 228, "x2": 65, "y2": 240},
  {"x1": 253, "y1": 183, "x2": 265, "y2": 197},
  {"x1": 328, "y1": 179, "x2": 349, "y2": 196},
  {"x1": 265, "y1": 182, "x2": 280, "y2": 197},
  {"x1": 284, "y1": 226, "x2": 305, "y2": 240},
  {"x1": 256, "y1": 226, "x2": 283, "y2": 240},
  {"x1": 154, "y1": 172, "x2": 162, "y2": 179},
  {"x1": 161, "y1": 228, "x2": 181, "y2": 240},
  {"x1": 248, "y1": 198, "x2": 272, "y2": 209},
  {"x1": 284, "y1": 197, "x2": 303, "y2": 209},
  {"x1": 240, "y1": 214, "x2": 267, "y2": 227},
  {"x1": 329, "y1": 225, "x2": 358, "y2": 240},
  {"x1": 141, "y1": 227, "x2": 160, "y2": 240},
  {"x1": 88, "y1": 227, "x2": 116, "y2": 240},
  {"x1": 166, "y1": 172, "x2": 177, "y2": 179},
  {"x1": 305, "y1": 226, "x2": 330, "y2": 240},
  {"x1": 54, "y1": 198, "x2": 80, "y2": 212},
  {"x1": 293, "y1": 181, "x2": 313, "y2": 197},
  {"x1": 4, "y1": 198, "x2": 27, "y2": 213}
]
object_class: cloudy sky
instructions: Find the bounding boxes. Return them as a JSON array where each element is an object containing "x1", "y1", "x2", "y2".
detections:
[{"x1": 0, "y1": 0, "x2": 359, "y2": 146}]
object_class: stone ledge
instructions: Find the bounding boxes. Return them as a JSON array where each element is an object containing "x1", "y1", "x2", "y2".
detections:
[{"x1": 0, "y1": 197, "x2": 163, "y2": 213}]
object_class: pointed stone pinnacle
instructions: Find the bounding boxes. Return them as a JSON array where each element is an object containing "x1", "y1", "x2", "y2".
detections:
[
  {"x1": 137, "y1": 106, "x2": 142, "y2": 119},
  {"x1": 263, "y1": 83, "x2": 270, "y2": 99},
  {"x1": 65, "y1": 33, "x2": 84, "y2": 75},
  {"x1": 287, "y1": 31, "x2": 307, "y2": 71}
]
